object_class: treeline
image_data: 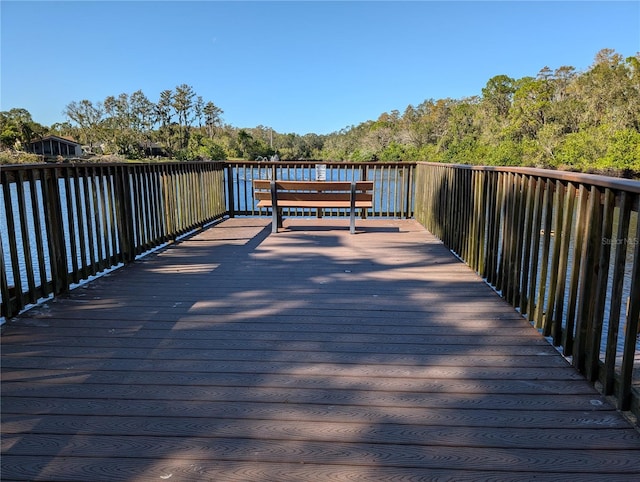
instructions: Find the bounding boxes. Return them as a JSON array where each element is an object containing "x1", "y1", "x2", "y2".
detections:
[
  {"x1": 1, "y1": 49, "x2": 639, "y2": 176},
  {"x1": 0, "y1": 83, "x2": 323, "y2": 161},
  {"x1": 323, "y1": 48, "x2": 640, "y2": 176}
]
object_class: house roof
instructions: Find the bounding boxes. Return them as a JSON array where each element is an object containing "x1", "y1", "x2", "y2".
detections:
[{"x1": 31, "y1": 135, "x2": 81, "y2": 146}]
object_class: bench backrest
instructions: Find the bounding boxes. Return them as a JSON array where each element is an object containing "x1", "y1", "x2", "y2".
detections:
[{"x1": 253, "y1": 180, "x2": 373, "y2": 203}]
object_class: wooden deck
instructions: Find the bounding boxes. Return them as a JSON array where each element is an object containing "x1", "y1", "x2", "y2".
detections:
[{"x1": 2, "y1": 217, "x2": 640, "y2": 481}]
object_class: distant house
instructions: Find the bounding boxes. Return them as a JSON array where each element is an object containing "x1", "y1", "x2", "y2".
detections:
[
  {"x1": 142, "y1": 142, "x2": 166, "y2": 157},
  {"x1": 29, "y1": 135, "x2": 82, "y2": 157}
]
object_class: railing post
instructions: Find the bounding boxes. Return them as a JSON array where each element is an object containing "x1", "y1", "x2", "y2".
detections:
[
  {"x1": 1, "y1": 169, "x2": 22, "y2": 318},
  {"x1": 525, "y1": 177, "x2": 544, "y2": 320},
  {"x1": 361, "y1": 164, "x2": 368, "y2": 219},
  {"x1": 0, "y1": 226, "x2": 11, "y2": 318},
  {"x1": 551, "y1": 182, "x2": 576, "y2": 344},
  {"x1": 534, "y1": 180, "x2": 554, "y2": 329},
  {"x1": 484, "y1": 171, "x2": 498, "y2": 283},
  {"x1": 574, "y1": 186, "x2": 603, "y2": 373},
  {"x1": 226, "y1": 163, "x2": 235, "y2": 218},
  {"x1": 603, "y1": 192, "x2": 632, "y2": 395},
  {"x1": 405, "y1": 164, "x2": 413, "y2": 219},
  {"x1": 114, "y1": 165, "x2": 136, "y2": 264},
  {"x1": 42, "y1": 168, "x2": 69, "y2": 295},
  {"x1": 62, "y1": 168, "x2": 79, "y2": 283},
  {"x1": 586, "y1": 188, "x2": 615, "y2": 381},
  {"x1": 15, "y1": 171, "x2": 37, "y2": 304},
  {"x1": 519, "y1": 175, "x2": 537, "y2": 315},
  {"x1": 619, "y1": 213, "x2": 640, "y2": 410},
  {"x1": 543, "y1": 180, "x2": 565, "y2": 337}
]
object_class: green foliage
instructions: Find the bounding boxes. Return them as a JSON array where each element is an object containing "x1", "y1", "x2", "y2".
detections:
[
  {"x1": 555, "y1": 128, "x2": 607, "y2": 171},
  {"x1": 186, "y1": 133, "x2": 226, "y2": 160},
  {"x1": 0, "y1": 149, "x2": 41, "y2": 165},
  {"x1": 347, "y1": 148, "x2": 374, "y2": 162},
  {"x1": 379, "y1": 142, "x2": 416, "y2": 162},
  {"x1": 0, "y1": 108, "x2": 46, "y2": 150},
  {"x1": 315, "y1": 48, "x2": 640, "y2": 177},
  {"x1": 484, "y1": 139, "x2": 522, "y2": 166},
  {"x1": 553, "y1": 122, "x2": 640, "y2": 175},
  {"x1": 602, "y1": 129, "x2": 640, "y2": 173},
  {"x1": 0, "y1": 121, "x2": 20, "y2": 148},
  {"x1": 3, "y1": 48, "x2": 639, "y2": 177}
]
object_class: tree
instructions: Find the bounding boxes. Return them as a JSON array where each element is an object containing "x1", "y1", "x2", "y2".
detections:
[
  {"x1": 482, "y1": 75, "x2": 516, "y2": 118},
  {"x1": 49, "y1": 121, "x2": 79, "y2": 141},
  {"x1": 441, "y1": 98, "x2": 481, "y2": 156},
  {"x1": 172, "y1": 83, "x2": 195, "y2": 149},
  {"x1": 237, "y1": 129, "x2": 253, "y2": 158},
  {"x1": 575, "y1": 49, "x2": 636, "y2": 131},
  {"x1": 103, "y1": 93, "x2": 131, "y2": 155},
  {"x1": 194, "y1": 96, "x2": 204, "y2": 128},
  {"x1": 64, "y1": 100, "x2": 104, "y2": 149},
  {"x1": 204, "y1": 101, "x2": 223, "y2": 139},
  {"x1": 156, "y1": 90, "x2": 173, "y2": 126},
  {"x1": 0, "y1": 108, "x2": 45, "y2": 149},
  {"x1": 507, "y1": 76, "x2": 554, "y2": 141},
  {"x1": 156, "y1": 89, "x2": 175, "y2": 153},
  {"x1": 130, "y1": 90, "x2": 155, "y2": 155},
  {"x1": 0, "y1": 113, "x2": 21, "y2": 149}
]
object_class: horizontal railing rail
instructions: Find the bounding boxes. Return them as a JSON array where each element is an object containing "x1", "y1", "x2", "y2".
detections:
[
  {"x1": 225, "y1": 161, "x2": 415, "y2": 219},
  {"x1": 1, "y1": 162, "x2": 226, "y2": 318},
  {"x1": 414, "y1": 162, "x2": 640, "y2": 419}
]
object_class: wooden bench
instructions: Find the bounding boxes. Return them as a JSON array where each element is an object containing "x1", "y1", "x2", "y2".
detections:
[{"x1": 253, "y1": 180, "x2": 374, "y2": 234}]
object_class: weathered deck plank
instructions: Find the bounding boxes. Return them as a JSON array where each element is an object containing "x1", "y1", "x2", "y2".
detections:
[{"x1": 2, "y1": 218, "x2": 640, "y2": 481}]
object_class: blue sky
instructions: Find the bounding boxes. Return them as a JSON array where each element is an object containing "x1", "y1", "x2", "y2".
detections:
[{"x1": 2, "y1": 1, "x2": 639, "y2": 135}]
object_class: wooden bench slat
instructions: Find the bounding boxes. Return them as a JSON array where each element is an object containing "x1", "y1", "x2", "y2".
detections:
[
  {"x1": 254, "y1": 180, "x2": 374, "y2": 191},
  {"x1": 256, "y1": 192, "x2": 372, "y2": 202},
  {"x1": 257, "y1": 200, "x2": 373, "y2": 209}
]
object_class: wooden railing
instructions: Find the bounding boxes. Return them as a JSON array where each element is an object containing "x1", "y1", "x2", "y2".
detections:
[
  {"x1": 414, "y1": 162, "x2": 640, "y2": 417},
  {"x1": 225, "y1": 161, "x2": 414, "y2": 219},
  {"x1": 2, "y1": 159, "x2": 638, "y2": 422},
  {"x1": 0, "y1": 162, "x2": 226, "y2": 318},
  {"x1": 1, "y1": 161, "x2": 413, "y2": 319}
]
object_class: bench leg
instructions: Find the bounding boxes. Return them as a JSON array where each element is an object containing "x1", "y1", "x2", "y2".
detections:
[
  {"x1": 350, "y1": 181, "x2": 356, "y2": 234},
  {"x1": 272, "y1": 208, "x2": 279, "y2": 233},
  {"x1": 270, "y1": 180, "x2": 280, "y2": 233}
]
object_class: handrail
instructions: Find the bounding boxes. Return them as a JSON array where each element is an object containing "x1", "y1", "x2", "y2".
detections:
[
  {"x1": 414, "y1": 162, "x2": 640, "y2": 419},
  {"x1": 0, "y1": 162, "x2": 226, "y2": 318},
  {"x1": 422, "y1": 162, "x2": 640, "y2": 195}
]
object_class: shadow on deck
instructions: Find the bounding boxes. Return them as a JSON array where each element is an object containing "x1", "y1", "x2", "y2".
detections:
[{"x1": 2, "y1": 218, "x2": 640, "y2": 481}]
